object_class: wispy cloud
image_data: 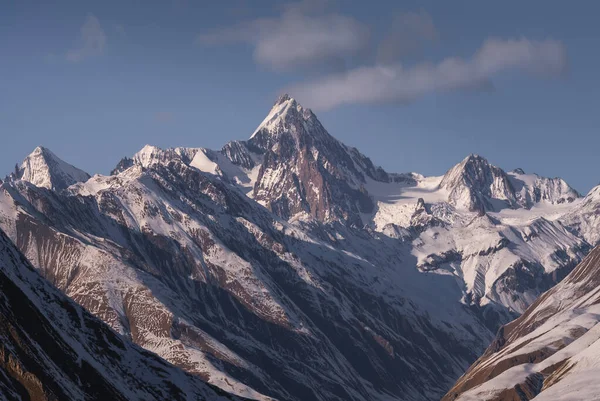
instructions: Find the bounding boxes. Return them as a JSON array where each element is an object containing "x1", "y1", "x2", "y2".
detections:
[
  {"x1": 288, "y1": 38, "x2": 568, "y2": 111},
  {"x1": 197, "y1": 0, "x2": 369, "y2": 71},
  {"x1": 66, "y1": 15, "x2": 106, "y2": 62},
  {"x1": 198, "y1": 2, "x2": 568, "y2": 111}
]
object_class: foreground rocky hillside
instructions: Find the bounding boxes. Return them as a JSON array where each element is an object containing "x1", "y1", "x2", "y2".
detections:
[
  {"x1": 0, "y1": 95, "x2": 597, "y2": 400},
  {"x1": 0, "y1": 227, "x2": 242, "y2": 401},
  {"x1": 443, "y1": 245, "x2": 600, "y2": 401}
]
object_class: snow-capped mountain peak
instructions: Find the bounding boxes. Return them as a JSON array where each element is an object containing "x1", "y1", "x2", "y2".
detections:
[
  {"x1": 439, "y1": 154, "x2": 580, "y2": 213},
  {"x1": 440, "y1": 154, "x2": 516, "y2": 212},
  {"x1": 273, "y1": 92, "x2": 293, "y2": 106},
  {"x1": 132, "y1": 144, "x2": 200, "y2": 168},
  {"x1": 443, "y1": 154, "x2": 494, "y2": 179},
  {"x1": 246, "y1": 95, "x2": 390, "y2": 224},
  {"x1": 17, "y1": 146, "x2": 90, "y2": 191},
  {"x1": 249, "y1": 93, "x2": 321, "y2": 149},
  {"x1": 250, "y1": 94, "x2": 296, "y2": 138}
]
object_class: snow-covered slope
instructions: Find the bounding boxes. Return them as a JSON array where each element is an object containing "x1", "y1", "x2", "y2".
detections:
[
  {"x1": 560, "y1": 184, "x2": 600, "y2": 246},
  {"x1": 0, "y1": 227, "x2": 243, "y2": 401},
  {"x1": 443, "y1": 245, "x2": 600, "y2": 401},
  {"x1": 508, "y1": 169, "x2": 579, "y2": 208},
  {"x1": 364, "y1": 155, "x2": 587, "y2": 318},
  {"x1": 17, "y1": 146, "x2": 90, "y2": 190}
]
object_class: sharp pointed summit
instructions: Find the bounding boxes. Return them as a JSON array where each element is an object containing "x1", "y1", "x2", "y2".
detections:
[
  {"x1": 249, "y1": 93, "x2": 319, "y2": 147},
  {"x1": 247, "y1": 94, "x2": 387, "y2": 224},
  {"x1": 440, "y1": 154, "x2": 516, "y2": 212},
  {"x1": 273, "y1": 93, "x2": 293, "y2": 106},
  {"x1": 17, "y1": 146, "x2": 90, "y2": 191}
]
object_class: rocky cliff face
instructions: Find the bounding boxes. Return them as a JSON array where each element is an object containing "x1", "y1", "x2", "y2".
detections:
[
  {"x1": 0, "y1": 227, "x2": 243, "y2": 401},
  {"x1": 443, "y1": 245, "x2": 600, "y2": 401},
  {"x1": 246, "y1": 94, "x2": 388, "y2": 225}
]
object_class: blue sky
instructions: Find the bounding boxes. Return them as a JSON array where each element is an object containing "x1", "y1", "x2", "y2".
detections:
[{"x1": 1, "y1": 0, "x2": 600, "y2": 192}]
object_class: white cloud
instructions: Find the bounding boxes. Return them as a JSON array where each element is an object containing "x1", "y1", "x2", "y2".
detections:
[
  {"x1": 197, "y1": 0, "x2": 369, "y2": 71},
  {"x1": 288, "y1": 38, "x2": 568, "y2": 111},
  {"x1": 66, "y1": 15, "x2": 106, "y2": 62}
]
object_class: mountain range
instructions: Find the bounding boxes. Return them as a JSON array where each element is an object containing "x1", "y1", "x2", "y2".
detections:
[{"x1": 1, "y1": 94, "x2": 599, "y2": 400}]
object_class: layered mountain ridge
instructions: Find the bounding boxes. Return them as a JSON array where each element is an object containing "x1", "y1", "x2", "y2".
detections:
[
  {"x1": 1, "y1": 94, "x2": 598, "y2": 401},
  {"x1": 0, "y1": 226, "x2": 243, "y2": 401},
  {"x1": 443, "y1": 245, "x2": 600, "y2": 401}
]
